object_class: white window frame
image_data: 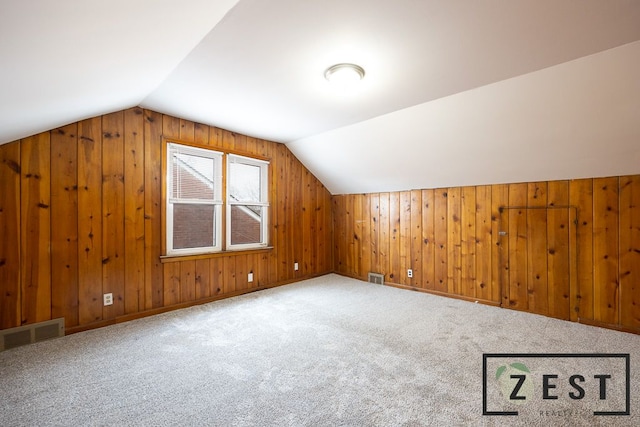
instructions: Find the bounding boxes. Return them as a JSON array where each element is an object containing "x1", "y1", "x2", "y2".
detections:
[
  {"x1": 226, "y1": 154, "x2": 269, "y2": 250},
  {"x1": 166, "y1": 143, "x2": 223, "y2": 255}
]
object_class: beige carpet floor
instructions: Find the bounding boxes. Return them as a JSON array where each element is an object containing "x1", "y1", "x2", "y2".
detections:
[{"x1": 1, "y1": 274, "x2": 639, "y2": 426}]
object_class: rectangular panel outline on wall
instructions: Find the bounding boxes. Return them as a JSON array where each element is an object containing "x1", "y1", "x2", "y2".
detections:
[{"x1": 497, "y1": 205, "x2": 578, "y2": 319}]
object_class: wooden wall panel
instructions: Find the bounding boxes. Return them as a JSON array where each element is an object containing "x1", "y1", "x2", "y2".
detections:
[
  {"x1": 492, "y1": 184, "x2": 509, "y2": 305},
  {"x1": 398, "y1": 191, "x2": 411, "y2": 285},
  {"x1": 410, "y1": 190, "x2": 422, "y2": 288},
  {"x1": 268, "y1": 142, "x2": 279, "y2": 283},
  {"x1": 460, "y1": 186, "x2": 476, "y2": 298},
  {"x1": 446, "y1": 187, "x2": 461, "y2": 295},
  {"x1": 344, "y1": 195, "x2": 354, "y2": 278},
  {"x1": 389, "y1": 192, "x2": 401, "y2": 283},
  {"x1": 370, "y1": 193, "x2": 380, "y2": 276},
  {"x1": 276, "y1": 146, "x2": 292, "y2": 280},
  {"x1": 179, "y1": 119, "x2": 195, "y2": 141},
  {"x1": 143, "y1": 110, "x2": 164, "y2": 310},
  {"x1": 180, "y1": 260, "x2": 196, "y2": 302},
  {"x1": 276, "y1": 144, "x2": 288, "y2": 281},
  {"x1": 194, "y1": 122, "x2": 209, "y2": 145},
  {"x1": 1, "y1": 108, "x2": 333, "y2": 333},
  {"x1": 102, "y1": 112, "x2": 126, "y2": 319},
  {"x1": 223, "y1": 256, "x2": 236, "y2": 293},
  {"x1": 475, "y1": 185, "x2": 492, "y2": 301},
  {"x1": 353, "y1": 194, "x2": 364, "y2": 279},
  {"x1": 292, "y1": 152, "x2": 303, "y2": 280},
  {"x1": 0, "y1": 142, "x2": 21, "y2": 329},
  {"x1": 163, "y1": 262, "x2": 180, "y2": 306},
  {"x1": 235, "y1": 255, "x2": 247, "y2": 291},
  {"x1": 51, "y1": 124, "x2": 79, "y2": 327},
  {"x1": 620, "y1": 175, "x2": 640, "y2": 329},
  {"x1": 378, "y1": 193, "x2": 390, "y2": 280},
  {"x1": 361, "y1": 194, "x2": 372, "y2": 279},
  {"x1": 434, "y1": 190, "x2": 448, "y2": 293},
  {"x1": 332, "y1": 174, "x2": 640, "y2": 333},
  {"x1": 78, "y1": 117, "x2": 103, "y2": 324},
  {"x1": 302, "y1": 170, "x2": 312, "y2": 276},
  {"x1": 308, "y1": 173, "x2": 318, "y2": 275},
  {"x1": 506, "y1": 184, "x2": 527, "y2": 310},
  {"x1": 421, "y1": 189, "x2": 435, "y2": 290},
  {"x1": 210, "y1": 257, "x2": 223, "y2": 296},
  {"x1": 570, "y1": 179, "x2": 594, "y2": 320},
  {"x1": 333, "y1": 196, "x2": 345, "y2": 274},
  {"x1": 123, "y1": 108, "x2": 145, "y2": 314},
  {"x1": 195, "y1": 259, "x2": 210, "y2": 300},
  {"x1": 526, "y1": 182, "x2": 548, "y2": 316},
  {"x1": 20, "y1": 133, "x2": 51, "y2": 324},
  {"x1": 547, "y1": 181, "x2": 570, "y2": 320},
  {"x1": 593, "y1": 177, "x2": 619, "y2": 325},
  {"x1": 2, "y1": 106, "x2": 638, "y2": 336}
]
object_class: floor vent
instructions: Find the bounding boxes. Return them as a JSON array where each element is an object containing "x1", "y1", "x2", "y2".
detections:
[
  {"x1": 368, "y1": 272, "x2": 384, "y2": 285},
  {"x1": 0, "y1": 318, "x2": 65, "y2": 352}
]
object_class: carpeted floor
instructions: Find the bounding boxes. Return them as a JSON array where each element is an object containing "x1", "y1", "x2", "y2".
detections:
[{"x1": 1, "y1": 274, "x2": 639, "y2": 426}]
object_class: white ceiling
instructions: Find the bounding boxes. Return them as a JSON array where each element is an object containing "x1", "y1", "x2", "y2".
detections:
[{"x1": 2, "y1": 0, "x2": 639, "y2": 194}]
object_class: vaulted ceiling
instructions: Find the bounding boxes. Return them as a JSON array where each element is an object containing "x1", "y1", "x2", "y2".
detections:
[{"x1": 2, "y1": 0, "x2": 639, "y2": 194}]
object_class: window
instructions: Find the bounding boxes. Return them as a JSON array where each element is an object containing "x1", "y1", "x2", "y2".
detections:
[
  {"x1": 165, "y1": 142, "x2": 269, "y2": 256},
  {"x1": 226, "y1": 154, "x2": 269, "y2": 250},
  {"x1": 166, "y1": 143, "x2": 223, "y2": 255}
]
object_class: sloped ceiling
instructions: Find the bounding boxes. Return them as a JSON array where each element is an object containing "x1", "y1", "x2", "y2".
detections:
[
  {"x1": 1, "y1": 0, "x2": 639, "y2": 194},
  {"x1": 0, "y1": 0, "x2": 240, "y2": 144}
]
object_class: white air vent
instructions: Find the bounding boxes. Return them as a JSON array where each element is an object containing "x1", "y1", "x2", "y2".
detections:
[
  {"x1": 0, "y1": 318, "x2": 65, "y2": 352},
  {"x1": 368, "y1": 272, "x2": 384, "y2": 285}
]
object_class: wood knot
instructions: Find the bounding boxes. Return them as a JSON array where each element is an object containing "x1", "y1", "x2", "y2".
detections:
[{"x1": 5, "y1": 159, "x2": 21, "y2": 174}]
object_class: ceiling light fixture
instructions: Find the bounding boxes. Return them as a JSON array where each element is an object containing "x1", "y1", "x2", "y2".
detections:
[{"x1": 324, "y1": 63, "x2": 365, "y2": 86}]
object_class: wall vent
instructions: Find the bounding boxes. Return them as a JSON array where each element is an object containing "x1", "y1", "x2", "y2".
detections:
[
  {"x1": 368, "y1": 272, "x2": 384, "y2": 285},
  {"x1": 0, "y1": 318, "x2": 65, "y2": 352}
]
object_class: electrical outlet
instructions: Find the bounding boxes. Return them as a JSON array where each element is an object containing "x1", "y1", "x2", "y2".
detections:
[
  {"x1": 294, "y1": 262, "x2": 299, "y2": 271},
  {"x1": 248, "y1": 272, "x2": 253, "y2": 282},
  {"x1": 103, "y1": 293, "x2": 113, "y2": 306},
  {"x1": 407, "y1": 269, "x2": 413, "y2": 278}
]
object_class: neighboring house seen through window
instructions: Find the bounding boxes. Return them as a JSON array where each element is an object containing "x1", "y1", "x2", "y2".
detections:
[
  {"x1": 165, "y1": 142, "x2": 269, "y2": 256},
  {"x1": 227, "y1": 154, "x2": 269, "y2": 250}
]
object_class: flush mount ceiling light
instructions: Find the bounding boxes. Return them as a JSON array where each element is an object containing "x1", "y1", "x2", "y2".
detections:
[{"x1": 324, "y1": 63, "x2": 365, "y2": 85}]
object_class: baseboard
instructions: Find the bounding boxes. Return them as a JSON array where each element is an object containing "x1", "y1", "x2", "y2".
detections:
[
  {"x1": 66, "y1": 272, "x2": 331, "y2": 335},
  {"x1": 578, "y1": 318, "x2": 640, "y2": 336},
  {"x1": 333, "y1": 271, "x2": 501, "y2": 307},
  {"x1": 384, "y1": 282, "x2": 501, "y2": 307}
]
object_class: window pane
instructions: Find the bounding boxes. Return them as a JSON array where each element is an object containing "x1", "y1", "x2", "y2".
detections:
[
  {"x1": 172, "y1": 204, "x2": 216, "y2": 249},
  {"x1": 229, "y1": 162, "x2": 261, "y2": 202},
  {"x1": 172, "y1": 152, "x2": 217, "y2": 200},
  {"x1": 230, "y1": 205, "x2": 262, "y2": 245}
]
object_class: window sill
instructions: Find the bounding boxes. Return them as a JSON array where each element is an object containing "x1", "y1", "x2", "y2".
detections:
[{"x1": 160, "y1": 247, "x2": 273, "y2": 263}]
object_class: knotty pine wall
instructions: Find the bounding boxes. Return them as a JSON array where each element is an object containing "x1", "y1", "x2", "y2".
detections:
[
  {"x1": 0, "y1": 108, "x2": 333, "y2": 332},
  {"x1": 333, "y1": 177, "x2": 640, "y2": 333}
]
